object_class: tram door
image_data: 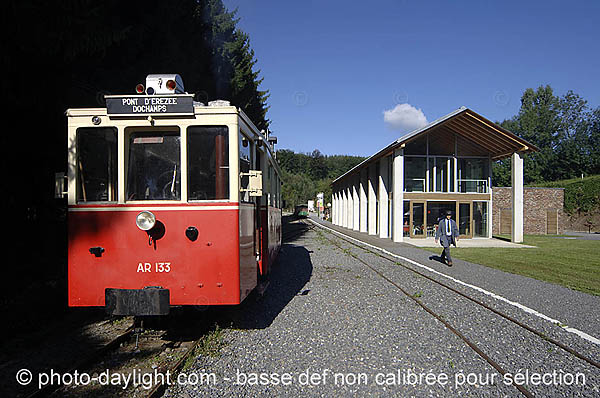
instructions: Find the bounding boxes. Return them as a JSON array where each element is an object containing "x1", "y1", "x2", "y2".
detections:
[{"x1": 254, "y1": 147, "x2": 268, "y2": 278}]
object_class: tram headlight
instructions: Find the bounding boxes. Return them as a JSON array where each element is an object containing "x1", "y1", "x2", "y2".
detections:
[{"x1": 136, "y1": 211, "x2": 156, "y2": 231}]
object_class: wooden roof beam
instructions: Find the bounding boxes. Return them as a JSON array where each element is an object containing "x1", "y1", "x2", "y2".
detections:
[
  {"x1": 446, "y1": 119, "x2": 512, "y2": 154},
  {"x1": 451, "y1": 115, "x2": 517, "y2": 150}
]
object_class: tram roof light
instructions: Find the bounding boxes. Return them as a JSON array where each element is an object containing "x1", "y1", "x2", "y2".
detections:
[{"x1": 145, "y1": 74, "x2": 184, "y2": 95}]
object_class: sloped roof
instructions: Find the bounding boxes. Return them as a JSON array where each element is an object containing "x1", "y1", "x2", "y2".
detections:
[{"x1": 332, "y1": 106, "x2": 537, "y2": 184}]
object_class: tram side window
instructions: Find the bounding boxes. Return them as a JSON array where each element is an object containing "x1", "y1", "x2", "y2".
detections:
[
  {"x1": 127, "y1": 131, "x2": 181, "y2": 200},
  {"x1": 188, "y1": 126, "x2": 229, "y2": 200},
  {"x1": 77, "y1": 127, "x2": 117, "y2": 202},
  {"x1": 239, "y1": 132, "x2": 252, "y2": 202}
]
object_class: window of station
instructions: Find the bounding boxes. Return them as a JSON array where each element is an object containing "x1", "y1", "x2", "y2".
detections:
[
  {"x1": 429, "y1": 156, "x2": 451, "y2": 192},
  {"x1": 76, "y1": 127, "x2": 117, "y2": 202},
  {"x1": 127, "y1": 130, "x2": 181, "y2": 201},
  {"x1": 457, "y1": 158, "x2": 489, "y2": 193},
  {"x1": 239, "y1": 132, "x2": 252, "y2": 202},
  {"x1": 187, "y1": 126, "x2": 229, "y2": 200},
  {"x1": 404, "y1": 157, "x2": 426, "y2": 192}
]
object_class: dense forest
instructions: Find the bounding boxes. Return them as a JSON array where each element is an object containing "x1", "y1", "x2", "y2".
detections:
[
  {"x1": 2, "y1": 0, "x2": 269, "y2": 328},
  {"x1": 277, "y1": 149, "x2": 366, "y2": 209}
]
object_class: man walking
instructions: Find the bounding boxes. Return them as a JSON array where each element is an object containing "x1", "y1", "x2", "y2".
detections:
[{"x1": 435, "y1": 210, "x2": 459, "y2": 266}]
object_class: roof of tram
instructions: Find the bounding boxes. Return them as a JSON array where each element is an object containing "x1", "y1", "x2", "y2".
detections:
[{"x1": 332, "y1": 106, "x2": 538, "y2": 184}]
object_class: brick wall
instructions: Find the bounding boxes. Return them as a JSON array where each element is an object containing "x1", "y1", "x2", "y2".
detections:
[{"x1": 492, "y1": 187, "x2": 565, "y2": 235}]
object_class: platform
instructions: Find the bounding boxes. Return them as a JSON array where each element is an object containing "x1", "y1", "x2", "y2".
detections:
[{"x1": 403, "y1": 236, "x2": 536, "y2": 248}]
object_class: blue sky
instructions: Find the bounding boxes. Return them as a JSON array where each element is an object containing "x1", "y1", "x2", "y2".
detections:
[{"x1": 223, "y1": 0, "x2": 600, "y2": 157}]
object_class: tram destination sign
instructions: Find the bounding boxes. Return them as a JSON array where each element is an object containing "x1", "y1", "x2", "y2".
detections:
[{"x1": 105, "y1": 94, "x2": 194, "y2": 116}]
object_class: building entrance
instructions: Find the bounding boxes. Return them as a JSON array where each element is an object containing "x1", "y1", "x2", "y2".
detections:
[{"x1": 405, "y1": 200, "x2": 488, "y2": 239}]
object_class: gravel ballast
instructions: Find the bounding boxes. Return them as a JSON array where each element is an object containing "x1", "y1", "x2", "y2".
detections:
[{"x1": 165, "y1": 220, "x2": 600, "y2": 397}]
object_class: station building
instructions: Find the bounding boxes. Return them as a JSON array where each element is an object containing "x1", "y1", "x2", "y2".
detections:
[{"x1": 331, "y1": 107, "x2": 538, "y2": 243}]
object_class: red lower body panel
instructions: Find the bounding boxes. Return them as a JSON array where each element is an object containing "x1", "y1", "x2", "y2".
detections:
[{"x1": 68, "y1": 204, "x2": 244, "y2": 307}]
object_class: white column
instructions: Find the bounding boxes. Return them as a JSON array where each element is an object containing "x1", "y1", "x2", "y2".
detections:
[
  {"x1": 446, "y1": 158, "x2": 451, "y2": 193},
  {"x1": 333, "y1": 190, "x2": 338, "y2": 225},
  {"x1": 359, "y1": 170, "x2": 368, "y2": 233},
  {"x1": 379, "y1": 157, "x2": 389, "y2": 239},
  {"x1": 488, "y1": 157, "x2": 493, "y2": 238},
  {"x1": 342, "y1": 184, "x2": 347, "y2": 228},
  {"x1": 511, "y1": 152, "x2": 524, "y2": 243},
  {"x1": 453, "y1": 157, "x2": 458, "y2": 192},
  {"x1": 347, "y1": 184, "x2": 353, "y2": 229},
  {"x1": 338, "y1": 190, "x2": 342, "y2": 226},
  {"x1": 393, "y1": 149, "x2": 404, "y2": 242},
  {"x1": 368, "y1": 164, "x2": 377, "y2": 235},
  {"x1": 425, "y1": 157, "x2": 430, "y2": 192},
  {"x1": 336, "y1": 190, "x2": 340, "y2": 225},
  {"x1": 331, "y1": 191, "x2": 335, "y2": 224},
  {"x1": 353, "y1": 176, "x2": 360, "y2": 231}
]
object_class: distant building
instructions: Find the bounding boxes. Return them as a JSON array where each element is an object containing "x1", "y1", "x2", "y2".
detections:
[{"x1": 331, "y1": 107, "x2": 538, "y2": 242}]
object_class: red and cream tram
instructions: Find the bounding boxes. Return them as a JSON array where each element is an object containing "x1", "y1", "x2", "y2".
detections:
[{"x1": 63, "y1": 74, "x2": 282, "y2": 315}]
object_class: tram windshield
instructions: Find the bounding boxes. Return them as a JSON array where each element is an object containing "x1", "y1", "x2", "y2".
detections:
[{"x1": 127, "y1": 131, "x2": 181, "y2": 200}]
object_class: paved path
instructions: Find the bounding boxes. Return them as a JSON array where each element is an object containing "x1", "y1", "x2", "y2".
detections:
[
  {"x1": 403, "y1": 236, "x2": 536, "y2": 248},
  {"x1": 166, "y1": 218, "x2": 599, "y2": 397},
  {"x1": 564, "y1": 231, "x2": 600, "y2": 241}
]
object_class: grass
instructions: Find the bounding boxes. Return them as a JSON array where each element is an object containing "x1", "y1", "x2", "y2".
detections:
[{"x1": 424, "y1": 235, "x2": 600, "y2": 296}]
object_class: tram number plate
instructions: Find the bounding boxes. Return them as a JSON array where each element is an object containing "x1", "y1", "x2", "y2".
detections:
[{"x1": 137, "y1": 262, "x2": 171, "y2": 273}]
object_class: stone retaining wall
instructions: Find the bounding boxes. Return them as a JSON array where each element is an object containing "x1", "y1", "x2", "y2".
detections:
[{"x1": 492, "y1": 187, "x2": 565, "y2": 235}]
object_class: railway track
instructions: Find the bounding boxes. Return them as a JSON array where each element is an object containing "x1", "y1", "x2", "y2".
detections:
[
  {"x1": 24, "y1": 325, "x2": 135, "y2": 398},
  {"x1": 282, "y1": 216, "x2": 315, "y2": 243},
  {"x1": 21, "y1": 219, "x2": 301, "y2": 398},
  {"x1": 21, "y1": 314, "x2": 217, "y2": 398},
  {"x1": 306, "y1": 219, "x2": 599, "y2": 398}
]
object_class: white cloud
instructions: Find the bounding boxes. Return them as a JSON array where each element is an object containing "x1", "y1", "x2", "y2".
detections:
[{"x1": 383, "y1": 103, "x2": 428, "y2": 132}]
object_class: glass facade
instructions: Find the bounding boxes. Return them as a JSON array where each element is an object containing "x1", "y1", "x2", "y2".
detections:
[{"x1": 333, "y1": 127, "x2": 498, "y2": 239}]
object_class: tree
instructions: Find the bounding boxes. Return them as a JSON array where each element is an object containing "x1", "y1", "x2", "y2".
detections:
[
  {"x1": 309, "y1": 150, "x2": 328, "y2": 180},
  {"x1": 277, "y1": 149, "x2": 366, "y2": 209},
  {"x1": 589, "y1": 108, "x2": 600, "y2": 175},
  {"x1": 553, "y1": 91, "x2": 592, "y2": 180},
  {"x1": 514, "y1": 85, "x2": 561, "y2": 183}
]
